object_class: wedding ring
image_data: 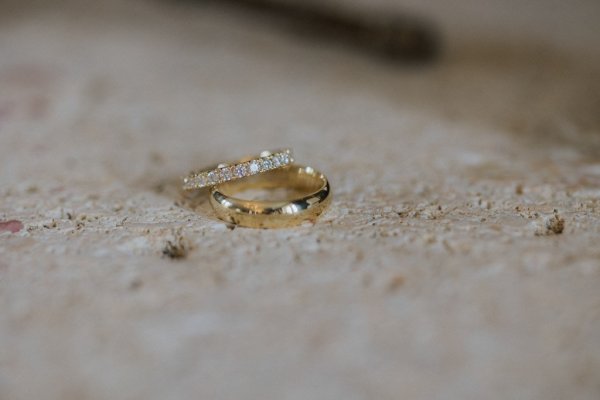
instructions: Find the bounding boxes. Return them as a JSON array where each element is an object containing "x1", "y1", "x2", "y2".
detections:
[
  {"x1": 210, "y1": 165, "x2": 331, "y2": 228},
  {"x1": 182, "y1": 149, "x2": 294, "y2": 190}
]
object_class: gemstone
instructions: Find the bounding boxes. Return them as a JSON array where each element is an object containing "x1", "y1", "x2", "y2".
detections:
[
  {"x1": 196, "y1": 174, "x2": 207, "y2": 187},
  {"x1": 220, "y1": 167, "x2": 232, "y2": 181},
  {"x1": 272, "y1": 155, "x2": 281, "y2": 167},
  {"x1": 234, "y1": 164, "x2": 247, "y2": 178},
  {"x1": 281, "y1": 153, "x2": 290, "y2": 165},
  {"x1": 249, "y1": 161, "x2": 260, "y2": 174},
  {"x1": 207, "y1": 171, "x2": 218, "y2": 184},
  {"x1": 261, "y1": 158, "x2": 273, "y2": 171}
]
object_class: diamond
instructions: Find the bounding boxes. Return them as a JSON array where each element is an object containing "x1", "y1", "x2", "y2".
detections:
[
  {"x1": 196, "y1": 174, "x2": 207, "y2": 187},
  {"x1": 234, "y1": 163, "x2": 247, "y2": 178},
  {"x1": 249, "y1": 160, "x2": 260, "y2": 174},
  {"x1": 281, "y1": 153, "x2": 290, "y2": 165},
  {"x1": 261, "y1": 158, "x2": 273, "y2": 171},
  {"x1": 207, "y1": 171, "x2": 218, "y2": 184},
  {"x1": 272, "y1": 155, "x2": 281, "y2": 168},
  {"x1": 220, "y1": 167, "x2": 233, "y2": 181}
]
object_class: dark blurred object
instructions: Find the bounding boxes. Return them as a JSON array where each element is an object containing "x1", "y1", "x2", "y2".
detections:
[{"x1": 195, "y1": 0, "x2": 441, "y2": 64}]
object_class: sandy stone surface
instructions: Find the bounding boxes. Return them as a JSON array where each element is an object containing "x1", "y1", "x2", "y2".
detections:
[{"x1": 1, "y1": 1, "x2": 599, "y2": 399}]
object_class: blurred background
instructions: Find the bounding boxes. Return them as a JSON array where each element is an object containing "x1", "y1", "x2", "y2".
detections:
[{"x1": 1, "y1": 1, "x2": 599, "y2": 400}]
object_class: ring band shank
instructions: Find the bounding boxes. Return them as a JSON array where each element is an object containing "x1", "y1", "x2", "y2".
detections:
[
  {"x1": 182, "y1": 149, "x2": 293, "y2": 190},
  {"x1": 209, "y1": 166, "x2": 331, "y2": 228}
]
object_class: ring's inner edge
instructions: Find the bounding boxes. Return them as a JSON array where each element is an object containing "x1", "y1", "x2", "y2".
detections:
[{"x1": 215, "y1": 167, "x2": 325, "y2": 201}]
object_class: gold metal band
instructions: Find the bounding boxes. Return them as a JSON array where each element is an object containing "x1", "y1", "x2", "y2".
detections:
[
  {"x1": 209, "y1": 165, "x2": 331, "y2": 228},
  {"x1": 182, "y1": 149, "x2": 294, "y2": 190}
]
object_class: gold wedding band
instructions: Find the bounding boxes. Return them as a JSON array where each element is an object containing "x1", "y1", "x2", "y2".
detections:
[
  {"x1": 210, "y1": 165, "x2": 331, "y2": 228},
  {"x1": 182, "y1": 149, "x2": 294, "y2": 190}
]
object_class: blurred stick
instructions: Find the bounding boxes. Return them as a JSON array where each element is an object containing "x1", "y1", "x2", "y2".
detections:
[{"x1": 197, "y1": 0, "x2": 441, "y2": 64}]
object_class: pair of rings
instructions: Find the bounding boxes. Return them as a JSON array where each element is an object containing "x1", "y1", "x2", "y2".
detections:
[{"x1": 182, "y1": 149, "x2": 331, "y2": 228}]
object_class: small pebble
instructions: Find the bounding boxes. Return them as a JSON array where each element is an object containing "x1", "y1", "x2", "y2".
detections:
[
  {"x1": 515, "y1": 184, "x2": 524, "y2": 195},
  {"x1": 535, "y1": 211, "x2": 565, "y2": 236},
  {"x1": 387, "y1": 275, "x2": 405, "y2": 292}
]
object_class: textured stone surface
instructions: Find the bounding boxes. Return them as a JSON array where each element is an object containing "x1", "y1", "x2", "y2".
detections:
[{"x1": 1, "y1": 1, "x2": 599, "y2": 399}]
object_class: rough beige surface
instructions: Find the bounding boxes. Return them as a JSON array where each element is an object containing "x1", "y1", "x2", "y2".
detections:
[{"x1": 1, "y1": 1, "x2": 600, "y2": 399}]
